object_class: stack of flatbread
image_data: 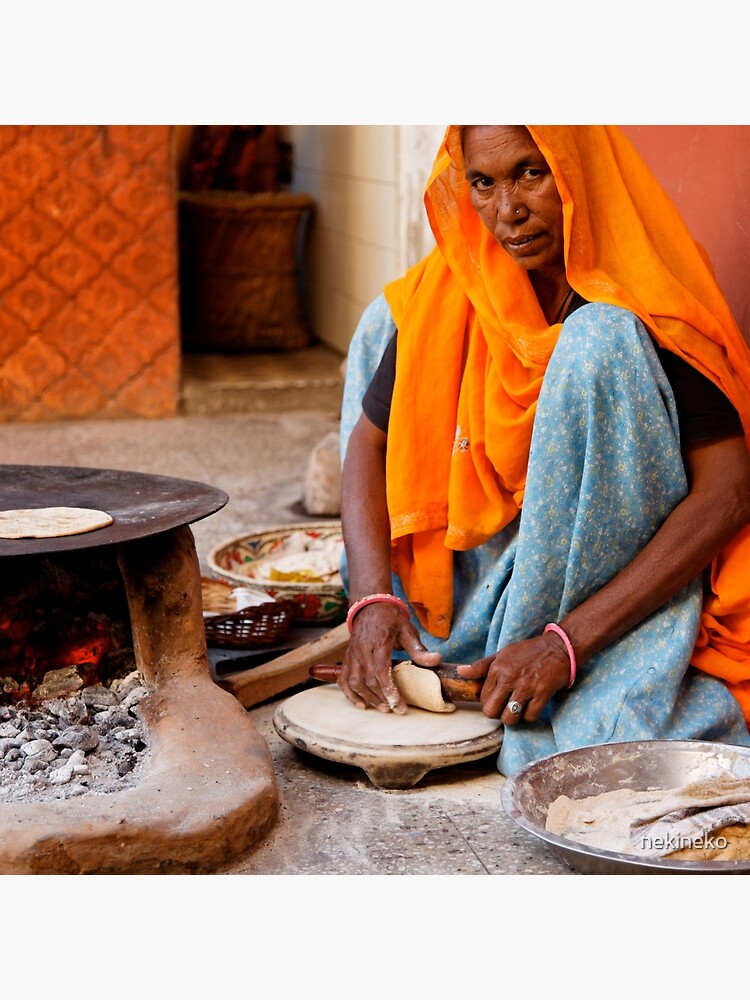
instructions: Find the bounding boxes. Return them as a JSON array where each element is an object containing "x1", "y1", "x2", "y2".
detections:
[{"x1": 248, "y1": 530, "x2": 343, "y2": 585}]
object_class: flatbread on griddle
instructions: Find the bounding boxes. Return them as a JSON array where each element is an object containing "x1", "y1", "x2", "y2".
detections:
[{"x1": 0, "y1": 506, "x2": 113, "y2": 539}]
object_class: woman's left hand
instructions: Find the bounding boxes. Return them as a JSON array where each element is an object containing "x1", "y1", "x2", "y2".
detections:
[{"x1": 457, "y1": 634, "x2": 570, "y2": 724}]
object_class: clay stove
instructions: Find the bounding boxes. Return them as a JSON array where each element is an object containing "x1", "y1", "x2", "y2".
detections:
[{"x1": 0, "y1": 465, "x2": 278, "y2": 874}]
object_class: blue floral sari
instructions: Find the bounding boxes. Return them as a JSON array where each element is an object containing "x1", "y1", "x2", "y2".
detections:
[{"x1": 341, "y1": 295, "x2": 750, "y2": 774}]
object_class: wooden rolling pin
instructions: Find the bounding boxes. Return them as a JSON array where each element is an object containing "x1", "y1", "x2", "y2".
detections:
[{"x1": 309, "y1": 661, "x2": 482, "y2": 703}]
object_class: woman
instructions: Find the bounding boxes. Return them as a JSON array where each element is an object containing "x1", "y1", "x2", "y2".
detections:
[{"x1": 338, "y1": 126, "x2": 750, "y2": 775}]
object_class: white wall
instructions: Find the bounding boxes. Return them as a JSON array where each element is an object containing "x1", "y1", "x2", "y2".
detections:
[
  {"x1": 397, "y1": 125, "x2": 446, "y2": 272},
  {"x1": 285, "y1": 125, "x2": 444, "y2": 356}
]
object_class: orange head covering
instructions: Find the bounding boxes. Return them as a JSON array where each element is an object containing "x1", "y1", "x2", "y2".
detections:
[{"x1": 383, "y1": 125, "x2": 750, "y2": 718}]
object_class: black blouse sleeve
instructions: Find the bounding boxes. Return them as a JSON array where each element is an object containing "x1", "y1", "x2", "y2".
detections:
[
  {"x1": 361, "y1": 331, "x2": 397, "y2": 433},
  {"x1": 655, "y1": 347, "x2": 743, "y2": 447}
]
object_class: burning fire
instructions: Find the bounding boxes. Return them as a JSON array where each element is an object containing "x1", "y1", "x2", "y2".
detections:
[
  {"x1": 0, "y1": 553, "x2": 134, "y2": 705},
  {"x1": 1, "y1": 609, "x2": 113, "y2": 702}
]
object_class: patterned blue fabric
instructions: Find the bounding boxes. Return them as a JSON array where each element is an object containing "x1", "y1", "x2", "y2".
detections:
[{"x1": 341, "y1": 298, "x2": 750, "y2": 775}]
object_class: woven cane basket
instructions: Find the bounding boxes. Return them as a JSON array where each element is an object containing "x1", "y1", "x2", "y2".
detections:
[
  {"x1": 201, "y1": 576, "x2": 296, "y2": 649},
  {"x1": 179, "y1": 191, "x2": 314, "y2": 352}
]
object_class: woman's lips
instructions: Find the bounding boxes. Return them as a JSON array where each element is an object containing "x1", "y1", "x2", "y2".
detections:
[
  {"x1": 506, "y1": 233, "x2": 539, "y2": 249},
  {"x1": 503, "y1": 233, "x2": 549, "y2": 258}
]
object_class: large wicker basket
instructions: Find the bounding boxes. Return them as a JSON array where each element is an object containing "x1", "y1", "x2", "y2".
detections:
[{"x1": 179, "y1": 190, "x2": 314, "y2": 352}]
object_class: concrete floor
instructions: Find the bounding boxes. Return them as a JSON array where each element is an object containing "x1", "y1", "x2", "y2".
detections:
[{"x1": 1, "y1": 350, "x2": 573, "y2": 876}]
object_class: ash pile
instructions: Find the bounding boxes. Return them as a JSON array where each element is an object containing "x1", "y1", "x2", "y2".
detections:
[
  {"x1": 0, "y1": 551, "x2": 151, "y2": 804},
  {"x1": 0, "y1": 671, "x2": 150, "y2": 803}
]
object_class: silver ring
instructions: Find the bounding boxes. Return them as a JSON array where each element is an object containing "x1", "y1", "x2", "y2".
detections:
[{"x1": 508, "y1": 700, "x2": 523, "y2": 716}]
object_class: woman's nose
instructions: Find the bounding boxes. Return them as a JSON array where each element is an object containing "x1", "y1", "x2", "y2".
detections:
[{"x1": 494, "y1": 187, "x2": 526, "y2": 225}]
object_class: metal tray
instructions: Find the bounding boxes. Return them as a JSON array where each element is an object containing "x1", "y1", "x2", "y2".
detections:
[{"x1": 501, "y1": 739, "x2": 750, "y2": 874}]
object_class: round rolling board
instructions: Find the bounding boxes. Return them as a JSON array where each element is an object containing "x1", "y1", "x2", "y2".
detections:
[{"x1": 273, "y1": 683, "x2": 503, "y2": 789}]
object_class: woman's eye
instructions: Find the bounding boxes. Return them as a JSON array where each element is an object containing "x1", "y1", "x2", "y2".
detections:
[{"x1": 471, "y1": 176, "x2": 493, "y2": 191}]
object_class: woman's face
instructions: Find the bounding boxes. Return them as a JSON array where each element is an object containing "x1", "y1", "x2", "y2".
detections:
[{"x1": 463, "y1": 126, "x2": 565, "y2": 279}]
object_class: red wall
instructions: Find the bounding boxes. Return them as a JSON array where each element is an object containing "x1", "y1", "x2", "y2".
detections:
[{"x1": 621, "y1": 126, "x2": 750, "y2": 345}]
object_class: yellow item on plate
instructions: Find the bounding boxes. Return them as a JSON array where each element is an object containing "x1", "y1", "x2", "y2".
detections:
[{"x1": 269, "y1": 568, "x2": 326, "y2": 583}]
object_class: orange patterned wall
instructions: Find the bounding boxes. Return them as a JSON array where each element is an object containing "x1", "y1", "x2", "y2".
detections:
[{"x1": 0, "y1": 125, "x2": 179, "y2": 422}]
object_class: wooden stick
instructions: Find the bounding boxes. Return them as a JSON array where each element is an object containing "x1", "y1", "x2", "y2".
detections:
[{"x1": 216, "y1": 621, "x2": 350, "y2": 708}]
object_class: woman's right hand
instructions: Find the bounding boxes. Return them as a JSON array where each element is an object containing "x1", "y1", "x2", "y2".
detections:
[
  {"x1": 339, "y1": 413, "x2": 442, "y2": 711},
  {"x1": 338, "y1": 602, "x2": 442, "y2": 714}
]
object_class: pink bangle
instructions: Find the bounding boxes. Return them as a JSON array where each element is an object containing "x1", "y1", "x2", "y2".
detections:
[
  {"x1": 346, "y1": 593, "x2": 411, "y2": 633},
  {"x1": 544, "y1": 623, "x2": 577, "y2": 688}
]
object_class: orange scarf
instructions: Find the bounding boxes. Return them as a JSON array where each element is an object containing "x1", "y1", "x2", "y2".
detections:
[{"x1": 383, "y1": 125, "x2": 750, "y2": 721}]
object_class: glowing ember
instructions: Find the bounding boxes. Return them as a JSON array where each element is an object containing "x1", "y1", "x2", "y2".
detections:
[{"x1": 0, "y1": 551, "x2": 135, "y2": 705}]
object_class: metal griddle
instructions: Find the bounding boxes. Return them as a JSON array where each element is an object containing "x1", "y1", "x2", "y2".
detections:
[{"x1": 0, "y1": 465, "x2": 228, "y2": 556}]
